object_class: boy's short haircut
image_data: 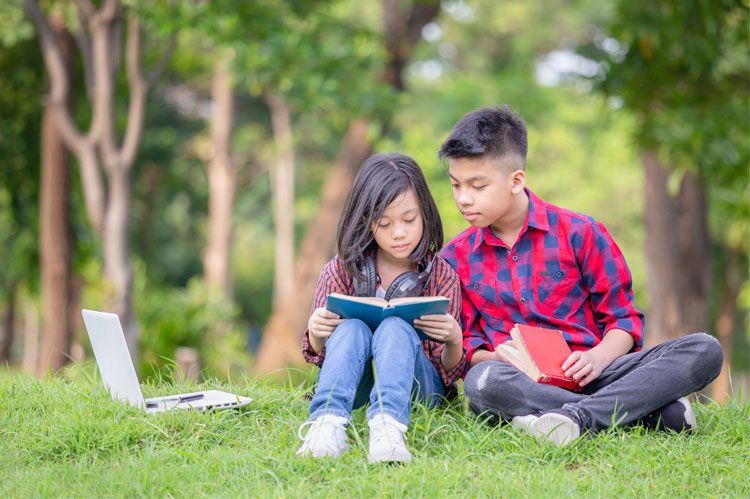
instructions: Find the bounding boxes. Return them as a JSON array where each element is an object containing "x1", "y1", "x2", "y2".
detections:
[{"x1": 439, "y1": 105, "x2": 528, "y2": 168}]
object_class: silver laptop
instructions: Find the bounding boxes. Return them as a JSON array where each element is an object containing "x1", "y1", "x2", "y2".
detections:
[{"x1": 82, "y1": 309, "x2": 253, "y2": 413}]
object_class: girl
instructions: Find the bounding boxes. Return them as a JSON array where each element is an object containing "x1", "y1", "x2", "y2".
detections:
[{"x1": 297, "y1": 153, "x2": 467, "y2": 463}]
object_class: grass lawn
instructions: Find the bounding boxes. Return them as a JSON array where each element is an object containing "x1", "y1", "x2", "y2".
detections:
[{"x1": 2, "y1": 366, "x2": 748, "y2": 497}]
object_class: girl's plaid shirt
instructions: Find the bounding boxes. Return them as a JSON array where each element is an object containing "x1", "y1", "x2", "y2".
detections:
[{"x1": 301, "y1": 254, "x2": 468, "y2": 387}]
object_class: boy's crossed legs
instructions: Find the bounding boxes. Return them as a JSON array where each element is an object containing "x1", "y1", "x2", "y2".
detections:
[{"x1": 464, "y1": 333, "x2": 723, "y2": 446}]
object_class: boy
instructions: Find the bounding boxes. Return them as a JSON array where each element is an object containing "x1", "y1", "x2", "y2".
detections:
[{"x1": 439, "y1": 105, "x2": 723, "y2": 446}]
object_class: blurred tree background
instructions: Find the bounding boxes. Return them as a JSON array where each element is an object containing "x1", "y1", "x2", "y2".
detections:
[{"x1": 0, "y1": 0, "x2": 747, "y2": 401}]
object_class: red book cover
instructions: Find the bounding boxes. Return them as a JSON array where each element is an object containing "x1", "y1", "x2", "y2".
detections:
[{"x1": 509, "y1": 324, "x2": 580, "y2": 391}]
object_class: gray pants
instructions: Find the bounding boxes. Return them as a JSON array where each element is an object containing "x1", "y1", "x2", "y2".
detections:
[{"x1": 463, "y1": 333, "x2": 723, "y2": 433}]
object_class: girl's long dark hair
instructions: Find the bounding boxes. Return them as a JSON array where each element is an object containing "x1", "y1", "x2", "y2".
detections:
[{"x1": 336, "y1": 153, "x2": 444, "y2": 280}]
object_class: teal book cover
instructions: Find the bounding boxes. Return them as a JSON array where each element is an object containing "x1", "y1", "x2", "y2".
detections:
[{"x1": 326, "y1": 293, "x2": 449, "y2": 342}]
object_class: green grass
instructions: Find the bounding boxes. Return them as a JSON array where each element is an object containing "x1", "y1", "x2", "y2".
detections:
[{"x1": 2, "y1": 367, "x2": 748, "y2": 498}]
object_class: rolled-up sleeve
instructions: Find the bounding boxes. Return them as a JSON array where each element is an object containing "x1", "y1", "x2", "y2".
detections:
[
  {"x1": 579, "y1": 221, "x2": 644, "y2": 350},
  {"x1": 426, "y1": 258, "x2": 468, "y2": 382},
  {"x1": 301, "y1": 257, "x2": 351, "y2": 366}
]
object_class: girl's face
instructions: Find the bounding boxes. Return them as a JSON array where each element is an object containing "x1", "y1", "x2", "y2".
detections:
[{"x1": 371, "y1": 188, "x2": 424, "y2": 265}]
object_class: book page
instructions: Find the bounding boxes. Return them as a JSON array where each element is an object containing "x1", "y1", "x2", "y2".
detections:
[
  {"x1": 327, "y1": 293, "x2": 388, "y2": 307},
  {"x1": 387, "y1": 295, "x2": 447, "y2": 306},
  {"x1": 496, "y1": 343, "x2": 524, "y2": 367},
  {"x1": 509, "y1": 326, "x2": 543, "y2": 380}
]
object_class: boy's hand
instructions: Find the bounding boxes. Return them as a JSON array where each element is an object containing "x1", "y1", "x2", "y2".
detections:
[
  {"x1": 413, "y1": 314, "x2": 462, "y2": 345},
  {"x1": 308, "y1": 307, "x2": 345, "y2": 339},
  {"x1": 562, "y1": 349, "x2": 609, "y2": 387},
  {"x1": 562, "y1": 329, "x2": 634, "y2": 387}
]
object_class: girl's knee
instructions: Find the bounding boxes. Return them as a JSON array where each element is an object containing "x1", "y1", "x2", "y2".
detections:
[
  {"x1": 374, "y1": 316, "x2": 419, "y2": 344},
  {"x1": 336, "y1": 318, "x2": 370, "y2": 335},
  {"x1": 329, "y1": 318, "x2": 372, "y2": 347}
]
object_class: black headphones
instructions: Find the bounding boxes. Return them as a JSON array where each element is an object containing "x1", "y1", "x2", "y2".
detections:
[{"x1": 353, "y1": 255, "x2": 435, "y2": 300}]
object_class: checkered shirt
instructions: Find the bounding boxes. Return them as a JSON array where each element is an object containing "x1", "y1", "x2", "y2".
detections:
[
  {"x1": 440, "y1": 188, "x2": 644, "y2": 366},
  {"x1": 301, "y1": 254, "x2": 468, "y2": 386}
]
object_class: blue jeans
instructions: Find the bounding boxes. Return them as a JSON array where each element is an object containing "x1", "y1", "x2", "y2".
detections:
[
  {"x1": 463, "y1": 333, "x2": 723, "y2": 433},
  {"x1": 308, "y1": 317, "x2": 445, "y2": 426}
]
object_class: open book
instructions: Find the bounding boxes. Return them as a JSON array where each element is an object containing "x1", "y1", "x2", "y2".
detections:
[
  {"x1": 326, "y1": 293, "x2": 449, "y2": 342},
  {"x1": 495, "y1": 323, "x2": 581, "y2": 391}
]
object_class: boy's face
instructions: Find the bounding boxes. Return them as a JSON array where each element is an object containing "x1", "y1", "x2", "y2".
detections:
[{"x1": 448, "y1": 155, "x2": 525, "y2": 230}]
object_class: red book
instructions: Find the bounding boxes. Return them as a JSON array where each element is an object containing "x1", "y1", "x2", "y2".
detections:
[{"x1": 494, "y1": 323, "x2": 580, "y2": 391}]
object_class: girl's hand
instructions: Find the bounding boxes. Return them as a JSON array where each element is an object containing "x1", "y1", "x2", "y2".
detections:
[
  {"x1": 308, "y1": 307, "x2": 345, "y2": 339},
  {"x1": 562, "y1": 349, "x2": 609, "y2": 388},
  {"x1": 413, "y1": 314, "x2": 462, "y2": 345}
]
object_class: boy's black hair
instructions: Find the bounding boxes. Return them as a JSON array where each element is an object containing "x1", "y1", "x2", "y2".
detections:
[
  {"x1": 336, "y1": 153, "x2": 444, "y2": 280},
  {"x1": 438, "y1": 105, "x2": 528, "y2": 168}
]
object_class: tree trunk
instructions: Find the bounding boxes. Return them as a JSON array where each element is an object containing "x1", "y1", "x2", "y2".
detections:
[
  {"x1": 26, "y1": 1, "x2": 174, "y2": 369},
  {"x1": 642, "y1": 151, "x2": 710, "y2": 347},
  {"x1": 711, "y1": 249, "x2": 742, "y2": 405},
  {"x1": 253, "y1": 0, "x2": 441, "y2": 375},
  {"x1": 254, "y1": 119, "x2": 371, "y2": 373},
  {"x1": 381, "y1": 0, "x2": 441, "y2": 91},
  {"x1": 21, "y1": 301, "x2": 40, "y2": 373},
  {"x1": 104, "y1": 164, "x2": 137, "y2": 358},
  {"x1": 37, "y1": 15, "x2": 74, "y2": 377},
  {"x1": 265, "y1": 92, "x2": 296, "y2": 310},
  {"x1": 203, "y1": 57, "x2": 235, "y2": 298},
  {"x1": 0, "y1": 283, "x2": 17, "y2": 364}
]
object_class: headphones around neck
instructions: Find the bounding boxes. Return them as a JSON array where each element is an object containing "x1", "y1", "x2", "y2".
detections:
[{"x1": 353, "y1": 255, "x2": 435, "y2": 301}]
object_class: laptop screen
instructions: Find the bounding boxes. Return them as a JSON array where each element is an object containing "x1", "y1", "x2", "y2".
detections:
[{"x1": 82, "y1": 309, "x2": 145, "y2": 408}]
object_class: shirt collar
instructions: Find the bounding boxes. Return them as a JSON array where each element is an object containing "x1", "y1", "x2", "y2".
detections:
[
  {"x1": 525, "y1": 188, "x2": 550, "y2": 232},
  {"x1": 471, "y1": 188, "x2": 550, "y2": 252}
]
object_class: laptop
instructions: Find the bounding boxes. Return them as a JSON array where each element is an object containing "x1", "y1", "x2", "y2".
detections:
[{"x1": 82, "y1": 309, "x2": 253, "y2": 413}]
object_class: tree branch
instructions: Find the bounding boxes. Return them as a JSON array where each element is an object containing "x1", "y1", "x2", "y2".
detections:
[
  {"x1": 90, "y1": 13, "x2": 117, "y2": 163},
  {"x1": 96, "y1": 0, "x2": 120, "y2": 23},
  {"x1": 120, "y1": 15, "x2": 147, "y2": 169},
  {"x1": 24, "y1": 0, "x2": 69, "y2": 105},
  {"x1": 26, "y1": 0, "x2": 107, "y2": 232},
  {"x1": 109, "y1": 12, "x2": 123, "y2": 83},
  {"x1": 74, "y1": 3, "x2": 93, "y2": 97},
  {"x1": 73, "y1": 0, "x2": 95, "y2": 19},
  {"x1": 405, "y1": 1, "x2": 441, "y2": 46},
  {"x1": 380, "y1": 0, "x2": 440, "y2": 90},
  {"x1": 24, "y1": 0, "x2": 87, "y2": 151}
]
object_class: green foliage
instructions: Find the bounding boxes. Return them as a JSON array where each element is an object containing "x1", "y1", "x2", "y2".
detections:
[
  {"x1": 135, "y1": 276, "x2": 252, "y2": 382},
  {"x1": 580, "y1": 0, "x2": 749, "y2": 351},
  {"x1": 3, "y1": 0, "x2": 747, "y2": 378},
  {"x1": 1, "y1": 370, "x2": 749, "y2": 496},
  {"x1": 582, "y1": 0, "x2": 750, "y2": 253},
  {"x1": 0, "y1": 1, "x2": 34, "y2": 47},
  {"x1": 0, "y1": 36, "x2": 44, "y2": 299}
]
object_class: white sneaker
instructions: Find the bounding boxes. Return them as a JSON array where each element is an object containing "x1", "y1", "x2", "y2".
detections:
[
  {"x1": 528, "y1": 412, "x2": 580, "y2": 447},
  {"x1": 511, "y1": 414, "x2": 538, "y2": 431},
  {"x1": 367, "y1": 414, "x2": 412, "y2": 463},
  {"x1": 296, "y1": 415, "x2": 350, "y2": 458}
]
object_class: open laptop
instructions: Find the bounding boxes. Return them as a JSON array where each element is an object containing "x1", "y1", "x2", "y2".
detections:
[{"x1": 82, "y1": 309, "x2": 253, "y2": 414}]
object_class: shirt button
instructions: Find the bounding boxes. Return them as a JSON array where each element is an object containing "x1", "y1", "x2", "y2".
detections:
[
  {"x1": 556, "y1": 271, "x2": 564, "y2": 278},
  {"x1": 512, "y1": 256, "x2": 518, "y2": 262},
  {"x1": 472, "y1": 283, "x2": 479, "y2": 289},
  {"x1": 520, "y1": 298, "x2": 527, "y2": 304}
]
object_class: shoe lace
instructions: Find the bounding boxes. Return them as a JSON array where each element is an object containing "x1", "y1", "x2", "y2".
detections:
[
  {"x1": 297, "y1": 417, "x2": 345, "y2": 443},
  {"x1": 371, "y1": 420, "x2": 407, "y2": 445},
  {"x1": 297, "y1": 420, "x2": 314, "y2": 441}
]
